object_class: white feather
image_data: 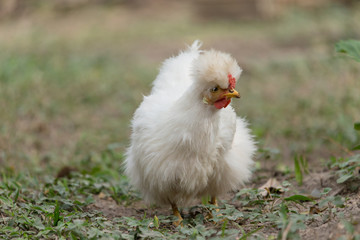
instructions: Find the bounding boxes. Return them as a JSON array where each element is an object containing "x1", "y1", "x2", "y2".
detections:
[{"x1": 125, "y1": 41, "x2": 256, "y2": 206}]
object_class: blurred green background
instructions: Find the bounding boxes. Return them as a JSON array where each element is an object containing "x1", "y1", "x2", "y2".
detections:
[{"x1": 0, "y1": 0, "x2": 359, "y2": 173}]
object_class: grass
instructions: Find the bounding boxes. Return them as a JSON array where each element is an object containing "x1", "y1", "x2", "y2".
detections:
[
  {"x1": 1, "y1": 2, "x2": 360, "y2": 239},
  {"x1": 0, "y1": 163, "x2": 354, "y2": 239}
]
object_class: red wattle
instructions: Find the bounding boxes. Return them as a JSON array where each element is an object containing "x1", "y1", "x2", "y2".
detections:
[
  {"x1": 224, "y1": 99, "x2": 231, "y2": 108},
  {"x1": 214, "y1": 99, "x2": 231, "y2": 109}
]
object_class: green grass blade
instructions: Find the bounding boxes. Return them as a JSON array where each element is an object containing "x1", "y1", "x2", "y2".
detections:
[
  {"x1": 221, "y1": 218, "x2": 228, "y2": 237},
  {"x1": 13, "y1": 188, "x2": 19, "y2": 202},
  {"x1": 53, "y1": 200, "x2": 61, "y2": 226},
  {"x1": 239, "y1": 226, "x2": 264, "y2": 240},
  {"x1": 294, "y1": 155, "x2": 303, "y2": 186},
  {"x1": 284, "y1": 194, "x2": 312, "y2": 202},
  {"x1": 154, "y1": 215, "x2": 159, "y2": 229}
]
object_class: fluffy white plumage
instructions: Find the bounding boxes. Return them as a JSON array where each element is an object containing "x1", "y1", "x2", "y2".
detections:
[{"x1": 125, "y1": 41, "x2": 256, "y2": 211}]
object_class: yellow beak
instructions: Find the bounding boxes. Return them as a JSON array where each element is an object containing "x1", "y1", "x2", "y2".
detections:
[{"x1": 224, "y1": 89, "x2": 240, "y2": 99}]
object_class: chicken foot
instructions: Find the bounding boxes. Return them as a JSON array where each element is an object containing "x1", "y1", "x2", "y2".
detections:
[
  {"x1": 209, "y1": 196, "x2": 220, "y2": 212},
  {"x1": 171, "y1": 203, "x2": 183, "y2": 227},
  {"x1": 205, "y1": 196, "x2": 224, "y2": 224}
]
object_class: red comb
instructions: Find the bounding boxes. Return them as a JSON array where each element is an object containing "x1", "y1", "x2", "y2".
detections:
[{"x1": 228, "y1": 74, "x2": 236, "y2": 89}]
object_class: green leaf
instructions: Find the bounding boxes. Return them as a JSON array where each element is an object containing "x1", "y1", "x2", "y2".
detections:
[
  {"x1": 284, "y1": 195, "x2": 312, "y2": 202},
  {"x1": 322, "y1": 187, "x2": 332, "y2": 195},
  {"x1": 342, "y1": 220, "x2": 355, "y2": 234},
  {"x1": 153, "y1": 215, "x2": 159, "y2": 229},
  {"x1": 337, "y1": 174, "x2": 353, "y2": 184},
  {"x1": 335, "y1": 40, "x2": 360, "y2": 62},
  {"x1": 33, "y1": 217, "x2": 45, "y2": 230},
  {"x1": 294, "y1": 155, "x2": 303, "y2": 186},
  {"x1": 333, "y1": 196, "x2": 345, "y2": 207},
  {"x1": 352, "y1": 145, "x2": 360, "y2": 151},
  {"x1": 354, "y1": 122, "x2": 360, "y2": 131},
  {"x1": 53, "y1": 200, "x2": 61, "y2": 226}
]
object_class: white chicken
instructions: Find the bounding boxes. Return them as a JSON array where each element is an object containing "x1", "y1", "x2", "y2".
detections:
[{"x1": 125, "y1": 41, "x2": 256, "y2": 225}]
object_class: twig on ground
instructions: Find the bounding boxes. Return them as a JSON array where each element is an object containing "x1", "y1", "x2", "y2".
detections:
[
  {"x1": 325, "y1": 137, "x2": 354, "y2": 156},
  {"x1": 281, "y1": 221, "x2": 293, "y2": 240}
]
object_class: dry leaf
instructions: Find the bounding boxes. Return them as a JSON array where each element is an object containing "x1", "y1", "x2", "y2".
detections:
[
  {"x1": 309, "y1": 204, "x2": 327, "y2": 214},
  {"x1": 56, "y1": 166, "x2": 78, "y2": 179},
  {"x1": 98, "y1": 192, "x2": 107, "y2": 199},
  {"x1": 258, "y1": 178, "x2": 284, "y2": 197}
]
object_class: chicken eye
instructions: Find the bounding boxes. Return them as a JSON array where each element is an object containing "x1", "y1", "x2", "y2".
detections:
[{"x1": 211, "y1": 87, "x2": 219, "y2": 92}]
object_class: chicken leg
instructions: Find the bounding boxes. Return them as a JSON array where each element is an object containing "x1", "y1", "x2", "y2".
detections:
[
  {"x1": 209, "y1": 196, "x2": 218, "y2": 207},
  {"x1": 171, "y1": 203, "x2": 183, "y2": 227},
  {"x1": 210, "y1": 196, "x2": 220, "y2": 212}
]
